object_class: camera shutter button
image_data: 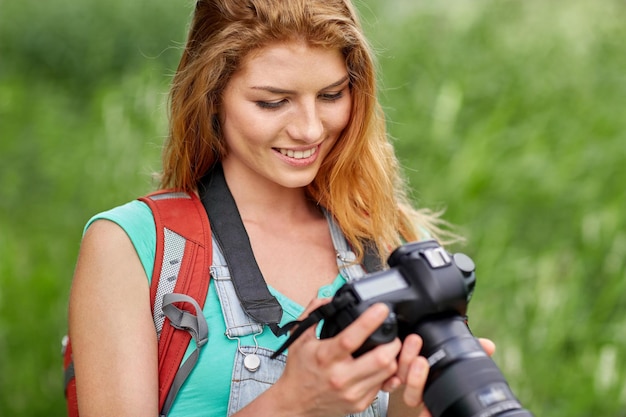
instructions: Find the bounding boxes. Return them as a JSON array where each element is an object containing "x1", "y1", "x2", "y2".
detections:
[{"x1": 453, "y1": 253, "x2": 475, "y2": 277}]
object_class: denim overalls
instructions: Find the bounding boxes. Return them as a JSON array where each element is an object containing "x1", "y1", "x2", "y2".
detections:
[{"x1": 210, "y1": 211, "x2": 389, "y2": 417}]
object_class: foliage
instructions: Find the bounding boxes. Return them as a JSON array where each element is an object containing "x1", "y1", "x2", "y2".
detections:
[
  {"x1": 1, "y1": 0, "x2": 624, "y2": 415},
  {"x1": 360, "y1": 1, "x2": 626, "y2": 415}
]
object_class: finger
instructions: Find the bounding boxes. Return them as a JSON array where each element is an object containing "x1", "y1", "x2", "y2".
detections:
[
  {"x1": 321, "y1": 303, "x2": 391, "y2": 362},
  {"x1": 396, "y1": 334, "x2": 422, "y2": 383},
  {"x1": 402, "y1": 356, "x2": 429, "y2": 407},
  {"x1": 478, "y1": 337, "x2": 496, "y2": 356},
  {"x1": 354, "y1": 336, "x2": 401, "y2": 378},
  {"x1": 381, "y1": 376, "x2": 401, "y2": 393},
  {"x1": 341, "y1": 339, "x2": 402, "y2": 400},
  {"x1": 417, "y1": 407, "x2": 433, "y2": 417}
]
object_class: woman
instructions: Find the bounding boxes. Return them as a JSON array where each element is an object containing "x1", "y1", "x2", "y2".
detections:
[{"x1": 68, "y1": 1, "x2": 494, "y2": 416}]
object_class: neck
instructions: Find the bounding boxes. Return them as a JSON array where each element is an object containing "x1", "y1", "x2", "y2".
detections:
[{"x1": 220, "y1": 162, "x2": 321, "y2": 224}]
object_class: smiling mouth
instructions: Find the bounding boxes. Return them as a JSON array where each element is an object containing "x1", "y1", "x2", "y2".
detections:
[{"x1": 277, "y1": 146, "x2": 318, "y2": 159}]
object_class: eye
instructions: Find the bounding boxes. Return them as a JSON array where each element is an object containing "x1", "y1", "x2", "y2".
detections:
[
  {"x1": 319, "y1": 91, "x2": 344, "y2": 102},
  {"x1": 255, "y1": 99, "x2": 287, "y2": 109}
]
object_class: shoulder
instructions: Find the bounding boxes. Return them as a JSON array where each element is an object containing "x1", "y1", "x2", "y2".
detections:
[
  {"x1": 85, "y1": 199, "x2": 157, "y2": 280},
  {"x1": 85, "y1": 199, "x2": 154, "y2": 234}
]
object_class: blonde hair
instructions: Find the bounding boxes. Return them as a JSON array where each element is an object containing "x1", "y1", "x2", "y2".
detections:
[{"x1": 161, "y1": 0, "x2": 454, "y2": 262}]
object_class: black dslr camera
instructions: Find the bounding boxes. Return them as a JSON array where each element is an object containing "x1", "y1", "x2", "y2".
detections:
[{"x1": 320, "y1": 240, "x2": 534, "y2": 417}]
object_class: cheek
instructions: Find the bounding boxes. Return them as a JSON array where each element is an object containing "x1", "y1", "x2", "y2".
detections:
[
  {"x1": 222, "y1": 105, "x2": 273, "y2": 147},
  {"x1": 327, "y1": 101, "x2": 352, "y2": 134}
]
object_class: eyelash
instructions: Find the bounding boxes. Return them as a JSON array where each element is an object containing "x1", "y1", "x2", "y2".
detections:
[
  {"x1": 256, "y1": 100, "x2": 286, "y2": 109},
  {"x1": 320, "y1": 91, "x2": 344, "y2": 101},
  {"x1": 255, "y1": 91, "x2": 345, "y2": 110}
]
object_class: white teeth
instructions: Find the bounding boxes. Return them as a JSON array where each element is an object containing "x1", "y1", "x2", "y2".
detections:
[{"x1": 279, "y1": 147, "x2": 317, "y2": 159}]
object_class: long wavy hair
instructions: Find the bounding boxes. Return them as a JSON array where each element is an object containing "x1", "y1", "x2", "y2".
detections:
[{"x1": 160, "y1": 0, "x2": 454, "y2": 262}]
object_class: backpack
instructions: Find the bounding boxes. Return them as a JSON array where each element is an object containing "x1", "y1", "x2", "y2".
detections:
[{"x1": 62, "y1": 190, "x2": 213, "y2": 417}]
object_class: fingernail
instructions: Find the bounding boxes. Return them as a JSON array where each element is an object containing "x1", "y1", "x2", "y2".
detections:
[{"x1": 370, "y1": 303, "x2": 389, "y2": 318}]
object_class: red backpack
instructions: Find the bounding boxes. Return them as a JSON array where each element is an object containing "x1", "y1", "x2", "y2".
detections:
[{"x1": 63, "y1": 190, "x2": 213, "y2": 417}]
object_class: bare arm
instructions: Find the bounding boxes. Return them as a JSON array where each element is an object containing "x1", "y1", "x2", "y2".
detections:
[{"x1": 68, "y1": 220, "x2": 159, "y2": 417}]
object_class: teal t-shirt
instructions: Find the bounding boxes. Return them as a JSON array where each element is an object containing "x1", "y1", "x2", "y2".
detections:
[{"x1": 87, "y1": 200, "x2": 349, "y2": 417}]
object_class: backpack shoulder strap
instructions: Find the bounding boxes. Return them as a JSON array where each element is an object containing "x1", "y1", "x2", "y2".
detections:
[{"x1": 139, "y1": 190, "x2": 212, "y2": 417}]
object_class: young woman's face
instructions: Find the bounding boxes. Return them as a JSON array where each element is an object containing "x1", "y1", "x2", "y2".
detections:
[{"x1": 219, "y1": 40, "x2": 352, "y2": 190}]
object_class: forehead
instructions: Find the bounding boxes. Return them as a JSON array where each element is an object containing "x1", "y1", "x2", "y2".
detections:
[{"x1": 232, "y1": 40, "x2": 348, "y2": 89}]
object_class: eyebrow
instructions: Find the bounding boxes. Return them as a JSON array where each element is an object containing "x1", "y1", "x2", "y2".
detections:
[{"x1": 251, "y1": 75, "x2": 350, "y2": 95}]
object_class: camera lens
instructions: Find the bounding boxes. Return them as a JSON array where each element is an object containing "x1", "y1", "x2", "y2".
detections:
[{"x1": 415, "y1": 316, "x2": 534, "y2": 417}]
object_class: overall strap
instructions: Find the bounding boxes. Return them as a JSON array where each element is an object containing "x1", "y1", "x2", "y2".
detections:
[
  {"x1": 139, "y1": 191, "x2": 212, "y2": 417},
  {"x1": 324, "y1": 208, "x2": 384, "y2": 279},
  {"x1": 198, "y1": 164, "x2": 284, "y2": 335}
]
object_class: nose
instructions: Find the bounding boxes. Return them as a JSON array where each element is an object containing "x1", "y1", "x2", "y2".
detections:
[{"x1": 287, "y1": 101, "x2": 324, "y2": 143}]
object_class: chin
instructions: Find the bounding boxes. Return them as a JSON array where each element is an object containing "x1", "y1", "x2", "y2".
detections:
[
  {"x1": 279, "y1": 177, "x2": 316, "y2": 189},
  {"x1": 275, "y1": 170, "x2": 318, "y2": 189}
]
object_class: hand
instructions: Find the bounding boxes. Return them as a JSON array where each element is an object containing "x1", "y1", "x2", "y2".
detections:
[
  {"x1": 386, "y1": 336, "x2": 496, "y2": 417},
  {"x1": 272, "y1": 301, "x2": 402, "y2": 417}
]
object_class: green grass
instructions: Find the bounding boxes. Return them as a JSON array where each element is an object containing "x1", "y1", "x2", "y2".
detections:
[{"x1": 1, "y1": 0, "x2": 625, "y2": 415}]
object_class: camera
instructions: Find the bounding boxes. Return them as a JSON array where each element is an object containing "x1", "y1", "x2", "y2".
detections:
[{"x1": 319, "y1": 240, "x2": 534, "y2": 417}]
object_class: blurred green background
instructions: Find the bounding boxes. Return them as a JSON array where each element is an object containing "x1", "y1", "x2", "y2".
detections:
[{"x1": 1, "y1": 0, "x2": 624, "y2": 415}]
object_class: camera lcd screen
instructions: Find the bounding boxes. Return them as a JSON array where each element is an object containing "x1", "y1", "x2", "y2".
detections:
[{"x1": 354, "y1": 270, "x2": 408, "y2": 300}]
